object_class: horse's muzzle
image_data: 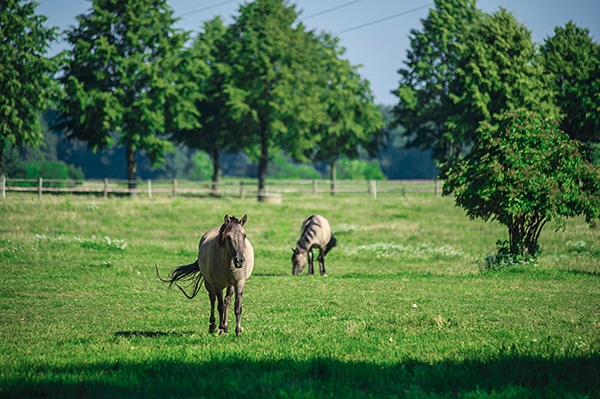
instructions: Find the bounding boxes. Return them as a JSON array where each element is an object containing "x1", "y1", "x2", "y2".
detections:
[{"x1": 233, "y1": 257, "x2": 245, "y2": 268}]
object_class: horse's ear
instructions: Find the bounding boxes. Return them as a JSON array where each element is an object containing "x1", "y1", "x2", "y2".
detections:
[
  {"x1": 224, "y1": 215, "x2": 230, "y2": 224},
  {"x1": 240, "y1": 215, "x2": 247, "y2": 226}
]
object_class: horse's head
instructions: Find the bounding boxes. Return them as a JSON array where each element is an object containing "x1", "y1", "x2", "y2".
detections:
[
  {"x1": 291, "y1": 247, "x2": 306, "y2": 276},
  {"x1": 220, "y1": 214, "x2": 248, "y2": 268}
]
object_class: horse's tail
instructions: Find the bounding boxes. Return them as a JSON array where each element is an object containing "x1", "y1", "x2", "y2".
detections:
[
  {"x1": 325, "y1": 233, "x2": 337, "y2": 256},
  {"x1": 155, "y1": 261, "x2": 203, "y2": 299}
]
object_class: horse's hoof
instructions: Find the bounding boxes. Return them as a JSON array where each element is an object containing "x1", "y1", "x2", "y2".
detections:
[
  {"x1": 209, "y1": 324, "x2": 218, "y2": 333},
  {"x1": 235, "y1": 327, "x2": 242, "y2": 337}
]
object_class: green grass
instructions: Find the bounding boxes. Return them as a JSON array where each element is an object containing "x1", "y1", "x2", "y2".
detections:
[{"x1": 1, "y1": 193, "x2": 599, "y2": 398}]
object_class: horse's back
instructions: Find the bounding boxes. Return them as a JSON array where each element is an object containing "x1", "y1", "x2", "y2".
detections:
[{"x1": 301, "y1": 214, "x2": 332, "y2": 248}]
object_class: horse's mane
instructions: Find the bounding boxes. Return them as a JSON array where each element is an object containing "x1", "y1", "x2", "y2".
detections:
[
  {"x1": 298, "y1": 215, "x2": 319, "y2": 250},
  {"x1": 219, "y1": 216, "x2": 242, "y2": 245}
]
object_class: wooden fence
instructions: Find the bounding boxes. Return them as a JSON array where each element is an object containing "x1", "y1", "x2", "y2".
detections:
[{"x1": 0, "y1": 176, "x2": 440, "y2": 199}]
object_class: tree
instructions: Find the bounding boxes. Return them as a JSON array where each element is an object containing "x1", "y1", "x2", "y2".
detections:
[
  {"x1": 0, "y1": 0, "x2": 59, "y2": 176},
  {"x1": 57, "y1": 0, "x2": 195, "y2": 189},
  {"x1": 441, "y1": 109, "x2": 600, "y2": 258},
  {"x1": 449, "y1": 8, "x2": 557, "y2": 140},
  {"x1": 392, "y1": 0, "x2": 482, "y2": 163},
  {"x1": 223, "y1": 0, "x2": 326, "y2": 193},
  {"x1": 308, "y1": 33, "x2": 386, "y2": 187},
  {"x1": 541, "y1": 21, "x2": 600, "y2": 162},
  {"x1": 171, "y1": 17, "x2": 235, "y2": 192}
]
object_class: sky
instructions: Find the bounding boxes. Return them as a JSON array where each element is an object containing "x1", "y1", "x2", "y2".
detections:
[{"x1": 37, "y1": 0, "x2": 600, "y2": 106}]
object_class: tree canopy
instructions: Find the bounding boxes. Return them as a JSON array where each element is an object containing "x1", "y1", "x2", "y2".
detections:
[
  {"x1": 57, "y1": 0, "x2": 195, "y2": 188},
  {"x1": 0, "y1": 0, "x2": 59, "y2": 176},
  {"x1": 220, "y1": 0, "x2": 327, "y2": 192},
  {"x1": 541, "y1": 21, "x2": 600, "y2": 162},
  {"x1": 170, "y1": 16, "x2": 231, "y2": 189},
  {"x1": 392, "y1": 0, "x2": 482, "y2": 163},
  {"x1": 306, "y1": 33, "x2": 385, "y2": 182}
]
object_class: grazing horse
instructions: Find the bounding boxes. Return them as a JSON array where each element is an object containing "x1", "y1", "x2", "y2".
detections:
[
  {"x1": 157, "y1": 215, "x2": 254, "y2": 336},
  {"x1": 292, "y1": 214, "x2": 337, "y2": 276}
]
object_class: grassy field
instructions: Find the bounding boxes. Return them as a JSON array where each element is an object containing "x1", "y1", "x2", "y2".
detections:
[{"x1": 1, "y1": 193, "x2": 599, "y2": 398}]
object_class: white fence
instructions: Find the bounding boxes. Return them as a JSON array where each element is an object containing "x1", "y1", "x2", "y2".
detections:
[{"x1": 1, "y1": 176, "x2": 440, "y2": 199}]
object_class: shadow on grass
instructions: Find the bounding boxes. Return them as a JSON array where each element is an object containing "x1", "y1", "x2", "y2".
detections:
[{"x1": 2, "y1": 353, "x2": 599, "y2": 398}]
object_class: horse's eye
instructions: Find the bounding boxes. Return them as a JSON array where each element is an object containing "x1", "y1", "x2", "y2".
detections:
[{"x1": 243, "y1": 234, "x2": 247, "y2": 240}]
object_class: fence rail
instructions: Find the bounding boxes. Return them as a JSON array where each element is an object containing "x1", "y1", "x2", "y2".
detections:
[{"x1": 0, "y1": 176, "x2": 440, "y2": 199}]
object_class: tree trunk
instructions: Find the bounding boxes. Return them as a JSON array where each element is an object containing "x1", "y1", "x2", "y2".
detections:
[
  {"x1": 258, "y1": 131, "x2": 268, "y2": 194},
  {"x1": 211, "y1": 146, "x2": 221, "y2": 194},
  {"x1": 330, "y1": 158, "x2": 337, "y2": 196},
  {"x1": 126, "y1": 143, "x2": 137, "y2": 193}
]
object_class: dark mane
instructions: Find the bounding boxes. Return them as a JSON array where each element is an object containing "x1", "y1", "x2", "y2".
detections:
[
  {"x1": 219, "y1": 216, "x2": 242, "y2": 244},
  {"x1": 298, "y1": 215, "x2": 320, "y2": 250}
]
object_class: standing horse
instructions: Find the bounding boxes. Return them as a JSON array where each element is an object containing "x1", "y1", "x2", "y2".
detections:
[
  {"x1": 292, "y1": 214, "x2": 336, "y2": 276},
  {"x1": 157, "y1": 215, "x2": 254, "y2": 336}
]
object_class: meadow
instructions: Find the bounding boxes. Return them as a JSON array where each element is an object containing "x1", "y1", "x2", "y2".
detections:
[{"x1": 0, "y1": 192, "x2": 598, "y2": 398}]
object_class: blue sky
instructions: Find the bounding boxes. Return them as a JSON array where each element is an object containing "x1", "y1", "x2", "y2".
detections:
[{"x1": 38, "y1": 0, "x2": 600, "y2": 105}]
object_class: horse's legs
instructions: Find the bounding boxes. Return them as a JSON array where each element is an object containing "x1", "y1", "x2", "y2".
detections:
[
  {"x1": 318, "y1": 247, "x2": 326, "y2": 276},
  {"x1": 215, "y1": 289, "x2": 227, "y2": 334},
  {"x1": 234, "y1": 284, "x2": 245, "y2": 337},
  {"x1": 220, "y1": 285, "x2": 234, "y2": 333},
  {"x1": 207, "y1": 284, "x2": 218, "y2": 333},
  {"x1": 308, "y1": 249, "x2": 314, "y2": 275}
]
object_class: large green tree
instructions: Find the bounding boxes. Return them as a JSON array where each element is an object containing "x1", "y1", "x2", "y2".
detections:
[
  {"x1": 392, "y1": 0, "x2": 482, "y2": 163},
  {"x1": 222, "y1": 0, "x2": 326, "y2": 193},
  {"x1": 0, "y1": 0, "x2": 59, "y2": 176},
  {"x1": 449, "y1": 8, "x2": 557, "y2": 140},
  {"x1": 57, "y1": 0, "x2": 195, "y2": 189},
  {"x1": 441, "y1": 109, "x2": 600, "y2": 258},
  {"x1": 308, "y1": 33, "x2": 385, "y2": 185},
  {"x1": 171, "y1": 17, "x2": 235, "y2": 192},
  {"x1": 541, "y1": 21, "x2": 600, "y2": 162}
]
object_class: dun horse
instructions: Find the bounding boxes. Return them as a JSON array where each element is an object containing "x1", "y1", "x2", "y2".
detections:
[
  {"x1": 157, "y1": 215, "x2": 254, "y2": 336},
  {"x1": 292, "y1": 214, "x2": 337, "y2": 276}
]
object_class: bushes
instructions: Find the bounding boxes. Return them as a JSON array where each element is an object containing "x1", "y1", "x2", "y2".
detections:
[{"x1": 9, "y1": 161, "x2": 83, "y2": 187}]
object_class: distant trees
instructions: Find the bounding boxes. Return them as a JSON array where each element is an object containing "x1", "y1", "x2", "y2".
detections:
[
  {"x1": 57, "y1": 0, "x2": 195, "y2": 189},
  {"x1": 0, "y1": 0, "x2": 59, "y2": 176}
]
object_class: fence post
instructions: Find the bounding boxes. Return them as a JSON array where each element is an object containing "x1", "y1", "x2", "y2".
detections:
[
  {"x1": 38, "y1": 177, "x2": 43, "y2": 199},
  {"x1": 240, "y1": 181, "x2": 245, "y2": 199},
  {"x1": 312, "y1": 180, "x2": 318, "y2": 195},
  {"x1": 103, "y1": 178, "x2": 108, "y2": 198},
  {"x1": 147, "y1": 179, "x2": 152, "y2": 199},
  {"x1": 1, "y1": 175, "x2": 5, "y2": 199},
  {"x1": 172, "y1": 179, "x2": 177, "y2": 198},
  {"x1": 435, "y1": 179, "x2": 440, "y2": 197},
  {"x1": 369, "y1": 180, "x2": 377, "y2": 199}
]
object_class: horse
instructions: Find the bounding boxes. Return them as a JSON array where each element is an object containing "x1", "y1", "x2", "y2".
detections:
[
  {"x1": 292, "y1": 214, "x2": 337, "y2": 276},
  {"x1": 156, "y1": 215, "x2": 254, "y2": 336}
]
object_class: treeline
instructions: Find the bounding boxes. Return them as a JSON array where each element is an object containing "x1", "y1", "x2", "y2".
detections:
[{"x1": 3, "y1": 107, "x2": 437, "y2": 182}]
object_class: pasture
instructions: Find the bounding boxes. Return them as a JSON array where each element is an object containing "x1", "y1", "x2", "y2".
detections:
[{"x1": 1, "y1": 193, "x2": 599, "y2": 398}]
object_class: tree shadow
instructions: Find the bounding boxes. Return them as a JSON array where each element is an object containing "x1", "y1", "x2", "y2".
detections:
[{"x1": 2, "y1": 353, "x2": 599, "y2": 398}]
